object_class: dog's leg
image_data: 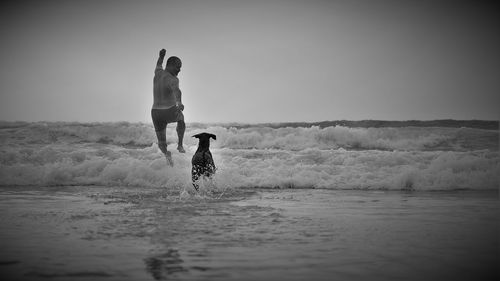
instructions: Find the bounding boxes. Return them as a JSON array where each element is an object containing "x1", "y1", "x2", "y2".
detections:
[{"x1": 191, "y1": 166, "x2": 200, "y2": 191}]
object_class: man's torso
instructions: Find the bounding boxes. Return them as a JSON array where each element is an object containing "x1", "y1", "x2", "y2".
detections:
[{"x1": 153, "y1": 70, "x2": 178, "y2": 109}]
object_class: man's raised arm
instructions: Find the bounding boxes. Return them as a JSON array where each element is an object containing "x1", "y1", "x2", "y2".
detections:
[{"x1": 155, "y1": 49, "x2": 166, "y2": 74}]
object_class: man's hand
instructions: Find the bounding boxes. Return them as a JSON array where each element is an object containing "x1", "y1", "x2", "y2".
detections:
[{"x1": 159, "y1": 49, "x2": 166, "y2": 57}]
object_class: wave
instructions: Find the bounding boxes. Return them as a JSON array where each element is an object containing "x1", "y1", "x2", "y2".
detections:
[
  {"x1": 0, "y1": 122, "x2": 156, "y2": 148},
  {"x1": 1, "y1": 146, "x2": 497, "y2": 191},
  {"x1": 0, "y1": 121, "x2": 498, "y2": 191},
  {"x1": 0, "y1": 121, "x2": 497, "y2": 151},
  {"x1": 213, "y1": 126, "x2": 497, "y2": 151}
]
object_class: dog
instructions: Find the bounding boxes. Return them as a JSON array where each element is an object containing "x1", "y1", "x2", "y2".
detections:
[{"x1": 191, "y1": 132, "x2": 217, "y2": 190}]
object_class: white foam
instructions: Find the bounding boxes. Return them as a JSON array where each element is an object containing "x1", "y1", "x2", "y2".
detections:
[
  {"x1": 1, "y1": 122, "x2": 497, "y2": 151},
  {"x1": 0, "y1": 122, "x2": 498, "y2": 190}
]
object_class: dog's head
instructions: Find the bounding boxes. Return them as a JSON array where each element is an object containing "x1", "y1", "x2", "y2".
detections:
[{"x1": 193, "y1": 132, "x2": 216, "y2": 150}]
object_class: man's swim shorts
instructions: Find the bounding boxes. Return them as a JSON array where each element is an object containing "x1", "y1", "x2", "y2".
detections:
[{"x1": 151, "y1": 106, "x2": 184, "y2": 132}]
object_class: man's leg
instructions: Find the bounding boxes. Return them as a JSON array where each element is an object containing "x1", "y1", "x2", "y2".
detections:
[
  {"x1": 152, "y1": 109, "x2": 173, "y2": 166},
  {"x1": 152, "y1": 109, "x2": 168, "y2": 155},
  {"x1": 155, "y1": 129, "x2": 168, "y2": 154},
  {"x1": 176, "y1": 120, "x2": 186, "y2": 153},
  {"x1": 156, "y1": 128, "x2": 173, "y2": 166}
]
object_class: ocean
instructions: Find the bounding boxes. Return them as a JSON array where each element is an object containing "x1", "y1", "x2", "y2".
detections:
[
  {"x1": 0, "y1": 120, "x2": 498, "y2": 190},
  {"x1": 0, "y1": 120, "x2": 498, "y2": 280}
]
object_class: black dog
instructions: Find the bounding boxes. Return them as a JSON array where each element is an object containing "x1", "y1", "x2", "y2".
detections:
[{"x1": 191, "y1": 132, "x2": 216, "y2": 190}]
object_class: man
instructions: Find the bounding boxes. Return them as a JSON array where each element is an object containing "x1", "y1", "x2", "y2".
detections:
[{"x1": 151, "y1": 49, "x2": 186, "y2": 165}]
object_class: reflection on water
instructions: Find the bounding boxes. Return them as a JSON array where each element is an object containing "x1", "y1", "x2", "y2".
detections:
[
  {"x1": 145, "y1": 249, "x2": 187, "y2": 280},
  {"x1": 145, "y1": 248, "x2": 212, "y2": 280}
]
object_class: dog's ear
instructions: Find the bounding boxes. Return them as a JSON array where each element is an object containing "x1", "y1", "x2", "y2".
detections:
[{"x1": 192, "y1": 132, "x2": 216, "y2": 140}]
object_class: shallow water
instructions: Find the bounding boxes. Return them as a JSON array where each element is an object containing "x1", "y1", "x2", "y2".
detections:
[{"x1": 0, "y1": 187, "x2": 498, "y2": 281}]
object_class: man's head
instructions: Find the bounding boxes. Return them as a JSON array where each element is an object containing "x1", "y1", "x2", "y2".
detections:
[{"x1": 166, "y1": 56, "x2": 182, "y2": 76}]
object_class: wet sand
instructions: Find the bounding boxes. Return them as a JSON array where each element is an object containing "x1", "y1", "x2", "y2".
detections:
[{"x1": 0, "y1": 186, "x2": 498, "y2": 281}]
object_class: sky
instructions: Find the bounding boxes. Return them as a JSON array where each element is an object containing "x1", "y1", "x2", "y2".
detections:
[{"x1": 1, "y1": 0, "x2": 499, "y2": 123}]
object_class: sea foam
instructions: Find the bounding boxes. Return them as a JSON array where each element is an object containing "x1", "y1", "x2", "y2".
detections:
[{"x1": 0, "y1": 122, "x2": 498, "y2": 190}]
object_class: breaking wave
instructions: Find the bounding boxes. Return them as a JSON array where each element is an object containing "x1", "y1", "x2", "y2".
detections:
[{"x1": 0, "y1": 121, "x2": 498, "y2": 191}]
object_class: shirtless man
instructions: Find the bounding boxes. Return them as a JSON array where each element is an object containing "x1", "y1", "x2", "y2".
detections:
[{"x1": 151, "y1": 49, "x2": 186, "y2": 164}]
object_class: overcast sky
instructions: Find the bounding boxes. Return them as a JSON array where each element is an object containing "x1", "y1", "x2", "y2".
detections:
[{"x1": 1, "y1": 0, "x2": 498, "y2": 123}]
